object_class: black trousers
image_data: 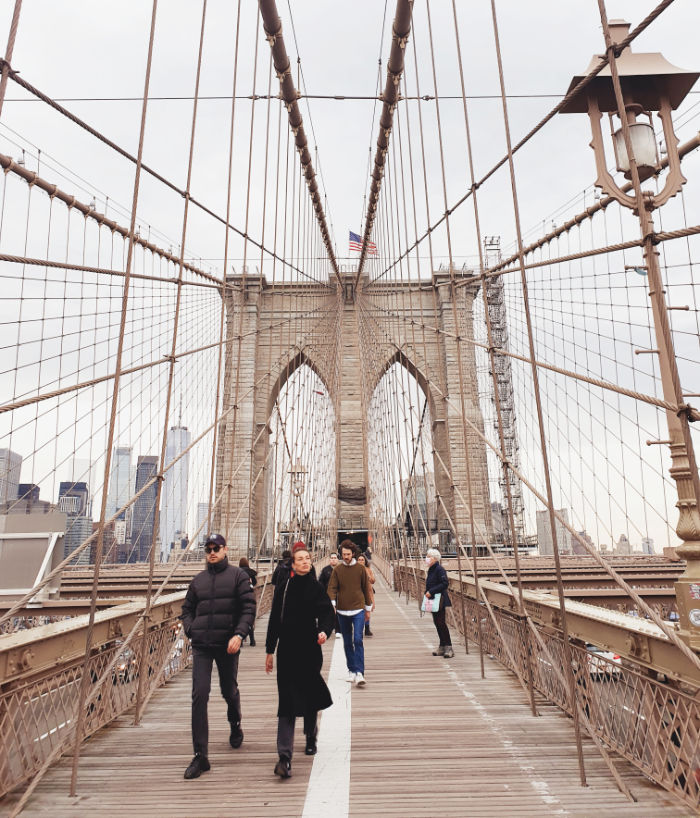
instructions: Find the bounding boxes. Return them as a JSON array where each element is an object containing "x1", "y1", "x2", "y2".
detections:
[
  {"x1": 191, "y1": 646, "x2": 241, "y2": 757},
  {"x1": 432, "y1": 607, "x2": 452, "y2": 646},
  {"x1": 277, "y1": 712, "x2": 318, "y2": 760}
]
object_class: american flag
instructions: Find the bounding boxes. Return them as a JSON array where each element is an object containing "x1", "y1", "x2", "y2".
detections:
[{"x1": 349, "y1": 230, "x2": 377, "y2": 255}]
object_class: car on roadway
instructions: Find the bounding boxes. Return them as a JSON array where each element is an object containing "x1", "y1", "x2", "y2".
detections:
[{"x1": 585, "y1": 643, "x2": 621, "y2": 680}]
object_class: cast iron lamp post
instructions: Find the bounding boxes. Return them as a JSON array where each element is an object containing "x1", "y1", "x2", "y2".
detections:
[{"x1": 561, "y1": 19, "x2": 700, "y2": 647}]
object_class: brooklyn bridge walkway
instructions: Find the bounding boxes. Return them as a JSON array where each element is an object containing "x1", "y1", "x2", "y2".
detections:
[{"x1": 0, "y1": 580, "x2": 690, "y2": 818}]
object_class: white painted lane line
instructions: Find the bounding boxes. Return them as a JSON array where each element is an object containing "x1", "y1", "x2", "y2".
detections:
[
  {"x1": 302, "y1": 635, "x2": 351, "y2": 818},
  {"x1": 387, "y1": 586, "x2": 570, "y2": 815}
]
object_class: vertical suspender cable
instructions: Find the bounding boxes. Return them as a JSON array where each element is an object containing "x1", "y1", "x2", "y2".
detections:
[{"x1": 487, "y1": 0, "x2": 587, "y2": 785}]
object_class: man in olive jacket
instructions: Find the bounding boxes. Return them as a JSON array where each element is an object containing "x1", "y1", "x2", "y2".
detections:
[{"x1": 181, "y1": 533, "x2": 256, "y2": 779}]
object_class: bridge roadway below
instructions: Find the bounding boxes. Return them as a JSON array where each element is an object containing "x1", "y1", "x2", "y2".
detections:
[{"x1": 1, "y1": 579, "x2": 691, "y2": 817}]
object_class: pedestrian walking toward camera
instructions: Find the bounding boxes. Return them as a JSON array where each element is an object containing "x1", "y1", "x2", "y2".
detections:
[
  {"x1": 424, "y1": 548, "x2": 453, "y2": 658},
  {"x1": 265, "y1": 545, "x2": 335, "y2": 779},
  {"x1": 271, "y1": 549, "x2": 293, "y2": 587},
  {"x1": 318, "y1": 552, "x2": 338, "y2": 592},
  {"x1": 327, "y1": 540, "x2": 373, "y2": 686},
  {"x1": 357, "y1": 553, "x2": 375, "y2": 637},
  {"x1": 319, "y1": 552, "x2": 341, "y2": 636},
  {"x1": 238, "y1": 557, "x2": 258, "y2": 646},
  {"x1": 180, "y1": 534, "x2": 256, "y2": 779}
]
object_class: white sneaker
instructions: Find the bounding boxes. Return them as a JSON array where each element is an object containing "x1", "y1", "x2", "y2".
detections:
[
  {"x1": 355, "y1": 672, "x2": 366, "y2": 687},
  {"x1": 335, "y1": 632, "x2": 342, "y2": 639},
  {"x1": 346, "y1": 671, "x2": 356, "y2": 682}
]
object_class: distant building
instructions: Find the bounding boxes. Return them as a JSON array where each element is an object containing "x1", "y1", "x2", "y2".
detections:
[
  {"x1": 0, "y1": 449, "x2": 22, "y2": 506},
  {"x1": 58, "y1": 481, "x2": 91, "y2": 564},
  {"x1": 130, "y1": 456, "x2": 159, "y2": 563},
  {"x1": 641, "y1": 536, "x2": 654, "y2": 555},
  {"x1": 160, "y1": 424, "x2": 190, "y2": 561},
  {"x1": 0, "y1": 483, "x2": 53, "y2": 515},
  {"x1": 106, "y1": 446, "x2": 132, "y2": 515},
  {"x1": 93, "y1": 520, "x2": 118, "y2": 564},
  {"x1": 18, "y1": 483, "x2": 40, "y2": 503},
  {"x1": 615, "y1": 533, "x2": 632, "y2": 555},
  {"x1": 491, "y1": 502, "x2": 506, "y2": 544},
  {"x1": 536, "y1": 508, "x2": 573, "y2": 556},
  {"x1": 196, "y1": 501, "x2": 210, "y2": 547},
  {"x1": 401, "y1": 472, "x2": 436, "y2": 536},
  {"x1": 573, "y1": 529, "x2": 594, "y2": 556}
]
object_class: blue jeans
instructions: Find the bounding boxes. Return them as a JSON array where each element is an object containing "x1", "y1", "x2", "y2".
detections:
[{"x1": 338, "y1": 611, "x2": 366, "y2": 674}]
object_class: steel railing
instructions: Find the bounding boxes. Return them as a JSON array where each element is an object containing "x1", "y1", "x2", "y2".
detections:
[{"x1": 385, "y1": 558, "x2": 700, "y2": 811}]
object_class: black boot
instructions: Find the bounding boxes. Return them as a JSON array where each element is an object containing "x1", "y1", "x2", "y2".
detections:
[
  {"x1": 274, "y1": 756, "x2": 292, "y2": 778},
  {"x1": 365, "y1": 623, "x2": 373, "y2": 637},
  {"x1": 184, "y1": 753, "x2": 210, "y2": 779},
  {"x1": 229, "y1": 723, "x2": 244, "y2": 749},
  {"x1": 305, "y1": 734, "x2": 317, "y2": 755}
]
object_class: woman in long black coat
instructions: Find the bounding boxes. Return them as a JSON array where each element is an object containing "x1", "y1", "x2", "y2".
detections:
[
  {"x1": 425, "y1": 548, "x2": 454, "y2": 658},
  {"x1": 265, "y1": 545, "x2": 335, "y2": 778}
]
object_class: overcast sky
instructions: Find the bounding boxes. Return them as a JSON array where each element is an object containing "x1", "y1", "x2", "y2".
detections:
[{"x1": 1, "y1": 1, "x2": 699, "y2": 552}]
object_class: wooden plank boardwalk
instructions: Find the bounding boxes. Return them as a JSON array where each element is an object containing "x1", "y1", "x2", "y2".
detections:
[{"x1": 1, "y1": 577, "x2": 693, "y2": 817}]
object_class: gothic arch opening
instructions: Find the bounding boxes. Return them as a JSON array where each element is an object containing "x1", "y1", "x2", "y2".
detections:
[
  {"x1": 366, "y1": 360, "x2": 437, "y2": 558},
  {"x1": 264, "y1": 363, "x2": 336, "y2": 558}
]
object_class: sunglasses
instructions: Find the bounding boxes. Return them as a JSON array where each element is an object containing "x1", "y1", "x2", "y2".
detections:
[{"x1": 205, "y1": 544, "x2": 223, "y2": 554}]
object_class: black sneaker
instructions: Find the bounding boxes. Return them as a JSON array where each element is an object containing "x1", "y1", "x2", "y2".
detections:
[
  {"x1": 305, "y1": 735, "x2": 317, "y2": 755},
  {"x1": 274, "y1": 756, "x2": 292, "y2": 778},
  {"x1": 184, "y1": 753, "x2": 210, "y2": 779},
  {"x1": 229, "y1": 723, "x2": 244, "y2": 749}
]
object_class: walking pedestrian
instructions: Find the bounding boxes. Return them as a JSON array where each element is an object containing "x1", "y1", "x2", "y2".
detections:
[
  {"x1": 318, "y1": 552, "x2": 338, "y2": 592},
  {"x1": 265, "y1": 545, "x2": 335, "y2": 779},
  {"x1": 357, "y1": 553, "x2": 375, "y2": 637},
  {"x1": 319, "y1": 552, "x2": 341, "y2": 637},
  {"x1": 180, "y1": 534, "x2": 256, "y2": 779},
  {"x1": 424, "y1": 548, "x2": 454, "y2": 658},
  {"x1": 271, "y1": 549, "x2": 292, "y2": 587},
  {"x1": 327, "y1": 540, "x2": 373, "y2": 686},
  {"x1": 238, "y1": 557, "x2": 258, "y2": 646}
]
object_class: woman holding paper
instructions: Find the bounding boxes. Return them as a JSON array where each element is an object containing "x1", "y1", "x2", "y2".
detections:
[{"x1": 424, "y1": 548, "x2": 454, "y2": 658}]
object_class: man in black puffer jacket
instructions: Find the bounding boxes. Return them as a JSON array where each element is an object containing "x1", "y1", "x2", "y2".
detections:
[{"x1": 181, "y1": 533, "x2": 256, "y2": 780}]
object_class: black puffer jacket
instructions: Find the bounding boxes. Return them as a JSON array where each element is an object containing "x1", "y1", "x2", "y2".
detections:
[{"x1": 181, "y1": 557, "x2": 256, "y2": 649}]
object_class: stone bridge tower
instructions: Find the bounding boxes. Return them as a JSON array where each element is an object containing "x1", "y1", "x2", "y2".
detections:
[{"x1": 214, "y1": 270, "x2": 492, "y2": 556}]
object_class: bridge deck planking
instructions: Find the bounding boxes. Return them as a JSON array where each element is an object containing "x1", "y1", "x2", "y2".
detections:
[{"x1": 1, "y1": 579, "x2": 692, "y2": 817}]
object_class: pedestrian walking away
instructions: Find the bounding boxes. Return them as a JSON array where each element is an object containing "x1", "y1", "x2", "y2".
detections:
[
  {"x1": 238, "y1": 556, "x2": 258, "y2": 646},
  {"x1": 424, "y1": 548, "x2": 454, "y2": 659},
  {"x1": 357, "y1": 553, "x2": 376, "y2": 636},
  {"x1": 265, "y1": 545, "x2": 335, "y2": 779},
  {"x1": 327, "y1": 540, "x2": 373, "y2": 686},
  {"x1": 180, "y1": 534, "x2": 257, "y2": 779}
]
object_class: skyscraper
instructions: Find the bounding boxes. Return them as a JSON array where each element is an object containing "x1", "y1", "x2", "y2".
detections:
[
  {"x1": 106, "y1": 446, "x2": 132, "y2": 520},
  {"x1": 58, "y1": 481, "x2": 92, "y2": 564},
  {"x1": 0, "y1": 448, "x2": 22, "y2": 506},
  {"x1": 196, "y1": 501, "x2": 210, "y2": 547},
  {"x1": 536, "y1": 508, "x2": 573, "y2": 556},
  {"x1": 160, "y1": 424, "x2": 190, "y2": 561},
  {"x1": 131, "y1": 456, "x2": 159, "y2": 563},
  {"x1": 641, "y1": 537, "x2": 655, "y2": 555}
]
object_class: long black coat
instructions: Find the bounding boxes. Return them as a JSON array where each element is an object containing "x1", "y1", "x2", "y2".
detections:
[
  {"x1": 265, "y1": 572, "x2": 335, "y2": 718},
  {"x1": 425, "y1": 561, "x2": 452, "y2": 607},
  {"x1": 181, "y1": 557, "x2": 256, "y2": 649}
]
